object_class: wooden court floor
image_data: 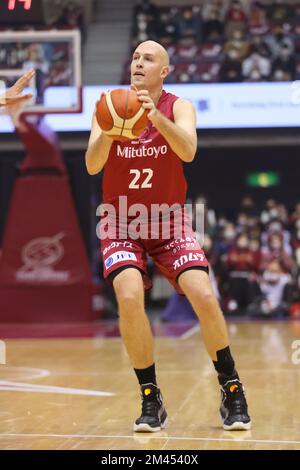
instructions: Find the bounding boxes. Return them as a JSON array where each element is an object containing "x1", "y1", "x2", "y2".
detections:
[{"x1": 0, "y1": 321, "x2": 300, "y2": 450}]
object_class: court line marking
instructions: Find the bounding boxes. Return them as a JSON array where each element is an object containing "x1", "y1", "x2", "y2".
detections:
[
  {"x1": 180, "y1": 324, "x2": 200, "y2": 340},
  {"x1": 0, "y1": 366, "x2": 50, "y2": 381},
  {"x1": 1, "y1": 433, "x2": 300, "y2": 446},
  {"x1": 0, "y1": 381, "x2": 115, "y2": 397}
]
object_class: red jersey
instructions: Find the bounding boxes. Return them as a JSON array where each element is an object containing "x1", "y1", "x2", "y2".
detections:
[{"x1": 102, "y1": 90, "x2": 187, "y2": 213}]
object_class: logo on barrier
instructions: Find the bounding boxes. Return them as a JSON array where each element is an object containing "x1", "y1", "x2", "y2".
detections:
[
  {"x1": 291, "y1": 340, "x2": 300, "y2": 365},
  {"x1": 0, "y1": 341, "x2": 6, "y2": 365},
  {"x1": 291, "y1": 81, "x2": 300, "y2": 105},
  {"x1": 16, "y1": 232, "x2": 70, "y2": 282}
]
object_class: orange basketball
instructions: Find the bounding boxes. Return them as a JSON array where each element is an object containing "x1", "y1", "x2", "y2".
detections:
[{"x1": 96, "y1": 88, "x2": 149, "y2": 141}]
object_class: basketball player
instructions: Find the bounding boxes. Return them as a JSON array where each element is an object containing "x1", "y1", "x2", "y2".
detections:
[
  {"x1": 85, "y1": 41, "x2": 251, "y2": 432},
  {"x1": 0, "y1": 70, "x2": 34, "y2": 108}
]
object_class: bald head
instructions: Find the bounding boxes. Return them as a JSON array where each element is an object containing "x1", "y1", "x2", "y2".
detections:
[{"x1": 134, "y1": 40, "x2": 170, "y2": 67}]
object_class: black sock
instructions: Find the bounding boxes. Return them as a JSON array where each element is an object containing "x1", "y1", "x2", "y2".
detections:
[
  {"x1": 134, "y1": 363, "x2": 157, "y2": 386},
  {"x1": 213, "y1": 346, "x2": 237, "y2": 379}
]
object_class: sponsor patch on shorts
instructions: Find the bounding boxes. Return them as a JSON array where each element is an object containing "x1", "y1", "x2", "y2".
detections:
[{"x1": 105, "y1": 251, "x2": 137, "y2": 269}]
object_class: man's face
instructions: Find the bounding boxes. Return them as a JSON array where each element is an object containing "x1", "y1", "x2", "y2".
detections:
[{"x1": 131, "y1": 44, "x2": 168, "y2": 89}]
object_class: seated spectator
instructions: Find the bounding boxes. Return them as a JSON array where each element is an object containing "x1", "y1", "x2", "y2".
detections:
[
  {"x1": 55, "y1": 1, "x2": 85, "y2": 39},
  {"x1": 249, "y1": 1, "x2": 269, "y2": 36},
  {"x1": 134, "y1": 0, "x2": 158, "y2": 19},
  {"x1": 235, "y1": 211, "x2": 259, "y2": 234},
  {"x1": 249, "y1": 260, "x2": 293, "y2": 317},
  {"x1": 260, "y1": 233, "x2": 295, "y2": 273},
  {"x1": 225, "y1": 0, "x2": 248, "y2": 38},
  {"x1": 242, "y1": 49, "x2": 271, "y2": 81},
  {"x1": 265, "y1": 24, "x2": 294, "y2": 59},
  {"x1": 223, "y1": 233, "x2": 260, "y2": 314},
  {"x1": 267, "y1": 0, "x2": 292, "y2": 25},
  {"x1": 260, "y1": 198, "x2": 284, "y2": 225},
  {"x1": 224, "y1": 28, "x2": 250, "y2": 61},
  {"x1": 261, "y1": 218, "x2": 292, "y2": 255},
  {"x1": 251, "y1": 35, "x2": 272, "y2": 59},
  {"x1": 239, "y1": 195, "x2": 258, "y2": 217},
  {"x1": 23, "y1": 44, "x2": 49, "y2": 104},
  {"x1": 156, "y1": 12, "x2": 179, "y2": 44},
  {"x1": 202, "y1": 5, "x2": 224, "y2": 41},
  {"x1": 271, "y1": 44, "x2": 296, "y2": 81},
  {"x1": 177, "y1": 7, "x2": 202, "y2": 43},
  {"x1": 216, "y1": 222, "x2": 237, "y2": 257},
  {"x1": 220, "y1": 49, "x2": 243, "y2": 82},
  {"x1": 202, "y1": 0, "x2": 228, "y2": 22},
  {"x1": 132, "y1": 13, "x2": 155, "y2": 46},
  {"x1": 290, "y1": 202, "x2": 300, "y2": 226},
  {"x1": 194, "y1": 195, "x2": 217, "y2": 238}
]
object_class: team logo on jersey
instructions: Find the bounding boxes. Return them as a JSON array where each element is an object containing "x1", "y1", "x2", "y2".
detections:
[
  {"x1": 173, "y1": 253, "x2": 205, "y2": 270},
  {"x1": 116, "y1": 144, "x2": 167, "y2": 159},
  {"x1": 105, "y1": 251, "x2": 137, "y2": 269}
]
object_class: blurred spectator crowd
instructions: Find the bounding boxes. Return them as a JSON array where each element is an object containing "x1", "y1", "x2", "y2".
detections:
[
  {"x1": 0, "y1": 41, "x2": 73, "y2": 89},
  {"x1": 193, "y1": 196, "x2": 300, "y2": 319},
  {"x1": 0, "y1": 0, "x2": 92, "y2": 91},
  {"x1": 123, "y1": 0, "x2": 300, "y2": 83}
]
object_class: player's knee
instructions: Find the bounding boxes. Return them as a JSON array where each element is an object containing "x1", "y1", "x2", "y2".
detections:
[
  {"x1": 193, "y1": 290, "x2": 218, "y2": 313},
  {"x1": 117, "y1": 294, "x2": 143, "y2": 317}
]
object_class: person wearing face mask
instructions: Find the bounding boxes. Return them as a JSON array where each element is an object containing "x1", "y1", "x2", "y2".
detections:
[
  {"x1": 220, "y1": 48, "x2": 243, "y2": 82},
  {"x1": 260, "y1": 233, "x2": 295, "y2": 272},
  {"x1": 224, "y1": 29, "x2": 250, "y2": 60},
  {"x1": 225, "y1": 0, "x2": 248, "y2": 38},
  {"x1": 223, "y1": 233, "x2": 260, "y2": 314},
  {"x1": 271, "y1": 44, "x2": 296, "y2": 81},
  {"x1": 255, "y1": 261, "x2": 293, "y2": 317},
  {"x1": 265, "y1": 24, "x2": 294, "y2": 59},
  {"x1": 216, "y1": 223, "x2": 236, "y2": 258},
  {"x1": 249, "y1": 1, "x2": 268, "y2": 36},
  {"x1": 261, "y1": 220, "x2": 292, "y2": 255},
  {"x1": 242, "y1": 48, "x2": 271, "y2": 81}
]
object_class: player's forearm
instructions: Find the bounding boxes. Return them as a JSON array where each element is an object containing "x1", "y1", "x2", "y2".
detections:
[
  {"x1": 150, "y1": 110, "x2": 196, "y2": 162},
  {"x1": 85, "y1": 133, "x2": 113, "y2": 175}
]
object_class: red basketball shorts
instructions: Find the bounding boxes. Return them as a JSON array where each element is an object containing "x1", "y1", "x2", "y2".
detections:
[{"x1": 100, "y1": 215, "x2": 208, "y2": 295}]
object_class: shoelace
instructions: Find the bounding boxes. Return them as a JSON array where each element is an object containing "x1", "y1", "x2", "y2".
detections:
[
  {"x1": 141, "y1": 398, "x2": 160, "y2": 417},
  {"x1": 225, "y1": 388, "x2": 247, "y2": 414}
]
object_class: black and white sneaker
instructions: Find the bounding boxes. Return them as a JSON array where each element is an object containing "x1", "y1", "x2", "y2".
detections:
[
  {"x1": 133, "y1": 383, "x2": 168, "y2": 432},
  {"x1": 219, "y1": 378, "x2": 251, "y2": 431}
]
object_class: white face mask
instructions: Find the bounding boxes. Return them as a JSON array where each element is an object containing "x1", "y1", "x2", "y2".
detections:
[
  {"x1": 263, "y1": 271, "x2": 281, "y2": 283},
  {"x1": 270, "y1": 241, "x2": 282, "y2": 250},
  {"x1": 269, "y1": 223, "x2": 282, "y2": 232},
  {"x1": 237, "y1": 239, "x2": 248, "y2": 249},
  {"x1": 224, "y1": 230, "x2": 235, "y2": 240},
  {"x1": 228, "y1": 49, "x2": 239, "y2": 59}
]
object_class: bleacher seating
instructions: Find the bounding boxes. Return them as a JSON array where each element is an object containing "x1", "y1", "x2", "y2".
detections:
[{"x1": 123, "y1": 0, "x2": 300, "y2": 84}]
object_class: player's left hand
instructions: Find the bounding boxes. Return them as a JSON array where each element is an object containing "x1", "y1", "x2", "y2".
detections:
[
  {"x1": 0, "y1": 69, "x2": 35, "y2": 107},
  {"x1": 131, "y1": 85, "x2": 157, "y2": 119}
]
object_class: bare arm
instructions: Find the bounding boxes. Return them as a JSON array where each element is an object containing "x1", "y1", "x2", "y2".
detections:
[
  {"x1": 136, "y1": 89, "x2": 197, "y2": 163},
  {"x1": 85, "y1": 111, "x2": 114, "y2": 175},
  {"x1": 150, "y1": 98, "x2": 197, "y2": 163}
]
